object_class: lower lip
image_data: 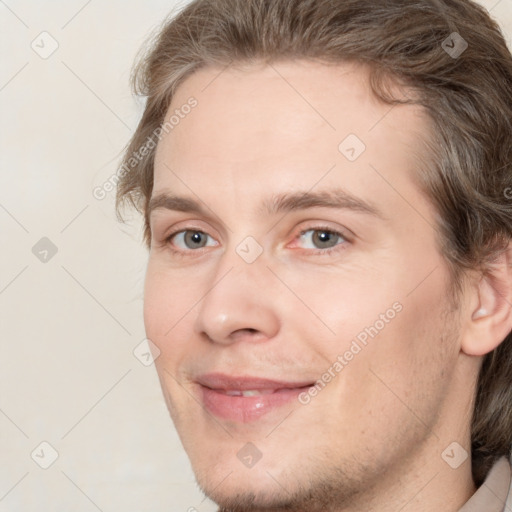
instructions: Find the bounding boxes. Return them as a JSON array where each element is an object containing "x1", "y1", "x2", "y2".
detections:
[{"x1": 200, "y1": 385, "x2": 310, "y2": 423}]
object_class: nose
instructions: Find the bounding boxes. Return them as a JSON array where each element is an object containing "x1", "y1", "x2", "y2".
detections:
[{"x1": 194, "y1": 255, "x2": 281, "y2": 345}]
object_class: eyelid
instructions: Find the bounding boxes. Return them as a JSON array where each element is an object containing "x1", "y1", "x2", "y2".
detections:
[
  {"x1": 152, "y1": 214, "x2": 224, "y2": 244},
  {"x1": 159, "y1": 220, "x2": 219, "y2": 243},
  {"x1": 158, "y1": 229, "x2": 219, "y2": 259},
  {"x1": 166, "y1": 228, "x2": 219, "y2": 247},
  {"x1": 293, "y1": 221, "x2": 353, "y2": 243},
  {"x1": 286, "y1": 223, "x2": 352, "y2": 255}
]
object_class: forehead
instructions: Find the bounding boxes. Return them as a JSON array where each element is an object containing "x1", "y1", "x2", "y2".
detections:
[{"x1": 152, "y1": 60, "x2": 431, "y2": 215}]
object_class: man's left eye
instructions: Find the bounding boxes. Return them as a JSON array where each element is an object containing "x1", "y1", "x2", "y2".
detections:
[{"x1": 297, "y1": 229, "x2": 346, "y2": 250}]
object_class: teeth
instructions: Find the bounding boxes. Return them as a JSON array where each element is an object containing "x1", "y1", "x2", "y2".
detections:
[
  {"x1": 223, "y1": 389, "x2": 268, "y2": 397},
  {"x1": 241, "y1": 390, "x2": 263, "y2": 397}
]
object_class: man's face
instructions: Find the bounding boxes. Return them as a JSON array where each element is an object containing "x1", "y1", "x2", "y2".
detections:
[{"x1": 145, "y1": 61, "x2": 464, "y2": 510}]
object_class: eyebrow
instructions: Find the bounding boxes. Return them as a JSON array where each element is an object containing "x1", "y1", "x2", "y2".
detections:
[{"x1": 147, "y1": 189, "x2": 384, "y2": 220}]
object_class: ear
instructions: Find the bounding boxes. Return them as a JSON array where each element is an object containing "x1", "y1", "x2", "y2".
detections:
[{"x1": 461, "y1": 242, "x2": 512, "y2": 357}]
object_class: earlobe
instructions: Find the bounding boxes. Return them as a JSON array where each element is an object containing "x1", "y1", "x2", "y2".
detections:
[{"x1": 462, "y1": 244, "x2": 512, "y2": 357}]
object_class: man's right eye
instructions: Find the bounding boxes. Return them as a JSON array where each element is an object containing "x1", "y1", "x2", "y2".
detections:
[{"x1": 166, "y1": 230, "x2": 218, "y2": 251}]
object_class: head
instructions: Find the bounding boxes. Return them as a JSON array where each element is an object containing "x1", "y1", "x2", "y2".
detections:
[{"x1": 116, "y1": 0, "x2": 512, "y2": 510}]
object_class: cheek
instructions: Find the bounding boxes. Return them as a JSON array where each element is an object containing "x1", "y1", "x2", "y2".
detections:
[
  {"x1": 275, "y1": 259, "x2": 401, "y2": 345},
  {"x1": 143, "y1": 261, "x2": 199, "y2": 356},
  {"x1": 143, "y1": 270, "x2": 169, "y2": 336},
  {"x1": 312, "y1": 294, "x2": 456, "y2": 462},
  {"x1": 287, "y1": 251, "x2": 455, "y2": 389},
  {"x1": 335, "y1": 269, "x2": 457, "y2": 417},
  {"x1": 144, "y1": 256, "x2": 199, "y2": 320}
]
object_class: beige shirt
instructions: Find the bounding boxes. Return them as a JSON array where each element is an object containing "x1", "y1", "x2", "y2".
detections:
[{"x1": 459, "y1": 456, "x2": 512, "y2": 512}]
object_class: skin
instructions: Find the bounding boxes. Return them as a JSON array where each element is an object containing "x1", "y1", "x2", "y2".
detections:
[{"x1": 143, "y1": 60, "x2": 510, "y2": 511}]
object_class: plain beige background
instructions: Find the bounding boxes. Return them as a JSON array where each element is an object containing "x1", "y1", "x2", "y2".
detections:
[{"x1": 1, "y1": 1, "x2": 511, "y2": 511}]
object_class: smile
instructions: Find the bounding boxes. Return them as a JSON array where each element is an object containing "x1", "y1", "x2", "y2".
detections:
[{"x1": 196, "y1": 373, "x2": 315, "y2": 423}]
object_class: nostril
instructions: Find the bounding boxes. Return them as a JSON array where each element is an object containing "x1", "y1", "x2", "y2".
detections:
[{"x1": 231, "y1": 327, "x2": 262, "y2": 340}]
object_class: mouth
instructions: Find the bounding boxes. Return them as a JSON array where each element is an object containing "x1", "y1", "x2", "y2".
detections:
[{"x1": 196, "y1": 373, "x2": 315, "y2": 423}]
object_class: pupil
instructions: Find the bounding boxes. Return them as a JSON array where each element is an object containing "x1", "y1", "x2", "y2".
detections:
[
  {"x1": 186, "y1": 231, "x2": 205, "y2": 248},
  {"x1": 313, "y1": 230, "x2": 336, "y2": 248}
]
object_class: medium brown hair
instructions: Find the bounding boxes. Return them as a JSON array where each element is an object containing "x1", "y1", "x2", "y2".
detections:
[{"x1": 116, "y1": 0, "x2": 512, "y2": 485}]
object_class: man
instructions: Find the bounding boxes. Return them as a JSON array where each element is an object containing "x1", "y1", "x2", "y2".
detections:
[{"x1": 116, "y1": 0, "x2": 512, "y2": 510}]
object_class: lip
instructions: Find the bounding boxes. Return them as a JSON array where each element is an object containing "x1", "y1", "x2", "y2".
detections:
[{"x1": 196, "y1": 373, "x2": 314, "y2": 423}]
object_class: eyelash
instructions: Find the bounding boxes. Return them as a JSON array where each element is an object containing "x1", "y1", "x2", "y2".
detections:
[
  {"x1": 162, "y1": 225, "x2": 350, "y2": 258},
  {"x1": 293, "y1": 225, "x2": 349, "y2": 256}
]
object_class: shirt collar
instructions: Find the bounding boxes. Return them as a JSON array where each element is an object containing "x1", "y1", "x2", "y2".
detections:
[{"x1": 459, "y1": 456, "x2": 512, "y2": 512}]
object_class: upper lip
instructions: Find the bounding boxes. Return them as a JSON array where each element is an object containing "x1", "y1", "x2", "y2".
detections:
[{"x1": 196, "y1": 373, "x2": 314, "y2": 391}]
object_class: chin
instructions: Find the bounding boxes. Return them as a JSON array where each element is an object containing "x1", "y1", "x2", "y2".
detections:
[
  {"x1": 198, "y1": 483, "x2": 293, "y2": 512},
  {"x1": 191, "y1": 456, "x2": 292, "y2": 509}
]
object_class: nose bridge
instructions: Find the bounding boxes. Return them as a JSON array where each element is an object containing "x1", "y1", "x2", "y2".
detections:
[{"x1": 194, "y1": 240, "x2": 280, "y2": 344}]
